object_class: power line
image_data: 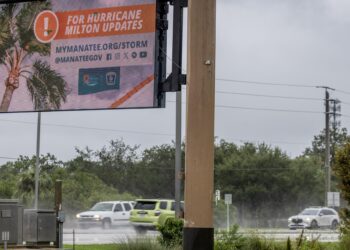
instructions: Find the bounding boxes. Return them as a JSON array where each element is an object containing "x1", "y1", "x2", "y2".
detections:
[
  {"x1": 216, "y1": 79, "x2": 350, "y2": 101},
  {"x1": 341, "y1": 114, "x2": 350, "y2": 118},
  {"x1": 167, "y1": 100, "x2": 323, "y2": 114},
  {"x1": 182, "y1": 86, "x2": 322, "y2": 101},
  {"x1": 215, "y1": 105, "x2": 323, "y2": 114},
  {"x1": 0, "y1": 118, "x2": 174, "y2": 137},
  {"x1": 164, "y1": 49, "x2": 350, "y2": 95},
  {"x1": 0, "y1": 156, "x2": 16, "y2": 160},
  {"x1": 340, "y1": 101, "x2": 350, "y2": 106},
  {"x1": 0, "y1": 118, "x2": 311, "y2": 147},
  {"x1": 216, "y1": 78, "x2": 318, "y2": 88},
  {"x1": 232, "y1": 139, "x2": 308, "y2": 146},
  {"x1": 335, "y1": 89, "x2": 350, "y2": 96},
  {"x1": 215, "y1": 167, "x2": 308, "y2": 171},
  {"x1": 215, "y1": 90, "x2": 322, "y2": 101}
]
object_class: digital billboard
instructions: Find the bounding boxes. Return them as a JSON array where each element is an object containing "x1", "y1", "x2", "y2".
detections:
[{"x1": 0, "y1": 0, "x2": 166, "y2": 112}]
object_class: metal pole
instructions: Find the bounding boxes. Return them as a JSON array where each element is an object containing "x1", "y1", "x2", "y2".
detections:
[
  {"x1": 4, "y1": 240, "x2": 7, "y2": 250},
  {"x1": 73, "y1": 229, "x2": 75, "y2": 250},
  {"x1": 34, "y1": 112, "x2": 41, "y2": 209},
  {"x1": 59, "y1": 223, "x2": 63, "y2": 248},
  {"x1": 175, "y1": 91, "x2": 182, "y2": 218},
  {"x1": 55, "y1": 180, "x2": 63, "y2": 248},
  {"x1": 227, "y1": 204, "x2": 229, "y2": 231},
  {"x1": 173, "y1": 0, "x2": 184, "y2": 219}
]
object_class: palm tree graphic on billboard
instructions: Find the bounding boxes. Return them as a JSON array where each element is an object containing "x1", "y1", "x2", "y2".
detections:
[{"x1": 0, "y1": 1, "x2": 67, "y2": 112}]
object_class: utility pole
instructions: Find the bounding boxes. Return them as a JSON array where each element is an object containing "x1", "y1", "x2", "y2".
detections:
[
  {"x1": 184, "y1": 0, "x2": 216, "y2": 249},
  {"x1": 317, "y1": 86, "x2": 334, "y2": 207},
  {"x1": 330, "y1": 99, "x2": 341, "y2": 162},
  {"x1": 34, "y1": 112, "x2": 41, "y2": 210}
]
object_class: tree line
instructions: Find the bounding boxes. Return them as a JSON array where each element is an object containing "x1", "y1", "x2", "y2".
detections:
[{"x1": 0, "y1": 127, "x2": 349, "y2": 227}]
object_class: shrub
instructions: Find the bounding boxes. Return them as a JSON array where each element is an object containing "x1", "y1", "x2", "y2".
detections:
[
  {"x1": 338, "y1": 233, "x2": 350, "y2": 250},
  {"x1": 333, "y1": 143, "x2": 350, "y2": 235},
  {"x1": 214, "y1": 202, "x2": 237, "y2": 228},
  {"x1": 215, "y1": 224, "x2": 245, "y2": 250},
  {"x1": 117, "y1": 237, "x2": 181, "y2": 250},
  {"x1": 157, "y1": 217, "x2": 184, "y2": 248},
  {"x1": 243, "y1": 235, "x2": 285, "y2": 250}
]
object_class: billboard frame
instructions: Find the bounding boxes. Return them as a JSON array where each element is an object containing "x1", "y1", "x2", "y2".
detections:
[{"x1": 0, "y1": 0, "x2": 169, "y2": 113}]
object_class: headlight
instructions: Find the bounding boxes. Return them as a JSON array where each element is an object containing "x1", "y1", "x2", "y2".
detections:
[
  {"x1": 305, "y1": 217, "x2": 311, "y2": 221},
  {"x1": 93, "y1": 215, "x2": 101, "y2": 219},
  {"x1": 288, "y1": 218, "x2": 291, "y2": 222},
  {"x1": 76, "y1": 214, "x2": 81, "y2": 219}
]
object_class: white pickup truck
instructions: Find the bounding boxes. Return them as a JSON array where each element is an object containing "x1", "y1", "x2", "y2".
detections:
[{"x1": 76, "y1": 201, "x2": 135, "y2": 229}]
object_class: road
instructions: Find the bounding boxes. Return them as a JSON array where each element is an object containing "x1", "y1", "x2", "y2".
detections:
[
  {"x1": 63, "y1": 221, "x2": 158, "y2": 245},
  {"x1": 63, "y1": 223, "x2": 339, "y2": 245},
  {"x1": 238, "y1": 228, "x2": 339, "y2": 242}
]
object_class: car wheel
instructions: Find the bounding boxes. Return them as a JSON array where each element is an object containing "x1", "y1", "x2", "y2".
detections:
[
  {"x1": 310, "y1": 220, "x2": 318, "y2": 229},
  {"x1": 134, "y1": 226, "x2": 147, "y2": 234},
  {"x1": 102, "y1": 218, "x2": 112, "y2": 229},
  {"x1": 331, "y1": 220, "x2": 338, "y2": 230}
]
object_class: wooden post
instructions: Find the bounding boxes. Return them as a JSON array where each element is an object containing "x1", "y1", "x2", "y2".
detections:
[{"x1": 183, "y1": 0, "x2": 216, "y2": 249}]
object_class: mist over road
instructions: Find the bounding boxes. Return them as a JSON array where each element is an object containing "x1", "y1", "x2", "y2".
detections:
[{"x1": 63, "y1": 222, "x2": 158, "y2": 245}]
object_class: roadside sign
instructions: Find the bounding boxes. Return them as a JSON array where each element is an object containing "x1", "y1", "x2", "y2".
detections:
[
  {"x1": 215, "y1": 189, "x2": 220, "y2": 206},
  {"x1": 1, "y1": 231, "x2": 9, "y2": 241},
  {"x1": 224, "y1": 194, "x2": 232, "y2": 205},
  {"x1": 0, "y1": 0, "x2": 166, "y2": 113},
  {"x1": 327, "y1": 192, "x2": 340, "y2": 207},
  {"x1": 215, "y1": 190, "x2": 220, "y2": 201}
]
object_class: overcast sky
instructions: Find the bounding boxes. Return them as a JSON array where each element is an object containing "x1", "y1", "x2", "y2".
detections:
[{"x1": 1, "y1": 0, "x2": 350, "y2": 164}]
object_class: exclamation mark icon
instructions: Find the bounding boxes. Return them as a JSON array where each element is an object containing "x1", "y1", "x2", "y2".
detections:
[{"x1": 44, "y1": 17, "x2": 49, "y2": 37}]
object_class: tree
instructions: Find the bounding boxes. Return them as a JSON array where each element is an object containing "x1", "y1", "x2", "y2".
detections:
[
  {"x1": 66, "y1": 140, "x2": 183, "y2": 199},
  {"x1": 0, "y1": 154, "x2": 63, "y2": 207},
  {"x1": 0, "y1": 2, "x2": 68, "y2": 111},
  {"x1": 304, "y1": 127, "x2": 350, "y2": 164},
  {"x1": 333, "y1": 142, "x2": 350, "y2": 234},
  {"x1": 214, "y1": 140, "x2": 324, "y2": 227},
  {"x1": 133, "y1": 144, "x2": 176, "y2": 198}
]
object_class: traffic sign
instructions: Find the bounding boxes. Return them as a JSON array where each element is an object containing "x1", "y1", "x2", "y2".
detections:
[
  {"x1": 327, "y1": 192, "x2": 340, "y2": 207},
  {"x1": 1, "y1": 231, "x2": 9, "y2": 241},
  {"x1": 215, "y1": 190, "x2": 220, "y2": 200},
  {"x1": 225, "y1": 194, "x2": 232, "y2": 205}
]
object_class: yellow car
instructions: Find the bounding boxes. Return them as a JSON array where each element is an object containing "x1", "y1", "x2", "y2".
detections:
[{"x1": 130, "y1": 199, "x2": 183, "y2": 233}]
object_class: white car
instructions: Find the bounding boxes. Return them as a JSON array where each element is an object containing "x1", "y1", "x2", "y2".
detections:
[
  {"x1": 76, "y1": 201, "x2": 135, "y2": 229},
  {"x1": 288, "y1": 207, "x2": 339, "y2": 230}
]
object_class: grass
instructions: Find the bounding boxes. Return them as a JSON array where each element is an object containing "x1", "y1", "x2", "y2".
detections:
[
  {"x1": 64, "y1": 244, "x2": 118, "y2": 250},
  {"x1": 64, "y1": 238, "x2": 181, "y2": 250}
]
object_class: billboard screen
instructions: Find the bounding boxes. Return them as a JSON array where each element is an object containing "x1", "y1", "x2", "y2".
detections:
[{"x1": 0, "y1": 0, "x2": 165, "y2": 112}]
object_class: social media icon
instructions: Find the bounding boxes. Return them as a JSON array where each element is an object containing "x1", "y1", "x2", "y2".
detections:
[{"x1": 140, "y1": 51, "x2": 147, "y2": 58}]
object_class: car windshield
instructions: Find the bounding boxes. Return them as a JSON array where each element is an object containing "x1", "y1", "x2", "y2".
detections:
[
  {"x1": 299, "y1": 209, "x2": 319, "y2": 215},
  {"x1": 134, "y1": 201, "x2": 156, "y2": 210},
  {"x1": 90, "y1": 203, "x2": 113, "y2": 211}
]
